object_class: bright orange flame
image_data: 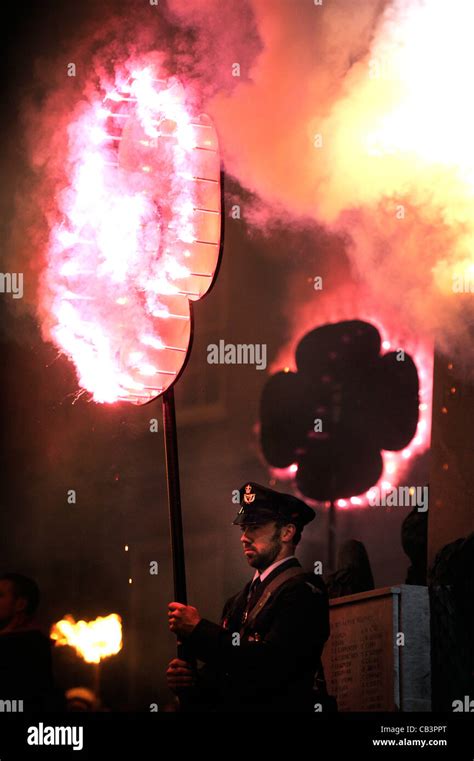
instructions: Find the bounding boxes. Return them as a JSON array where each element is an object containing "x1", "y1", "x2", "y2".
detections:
[
  {"x1": 318, "y1": 1, "x2": 474, "y2": 292},
  {"x1": 50, "y1": 613, "x2": 122, "y2": 664},
  {"x1": 40, "y1": 63, "x2": 221, "y2": 405}
]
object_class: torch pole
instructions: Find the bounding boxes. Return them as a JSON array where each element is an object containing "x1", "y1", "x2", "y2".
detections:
[
  {"x1": 328, "y1": 500, "x2": 336, "y2": 572},
  {"x1": 162, "y1": 386, "x2": 187, "y2": 604},
  {"x1": 92, "y1": 662, "x2": 101, "y2": 702},
  {"x1": 162, "y1": 386, "x2": 197, "y2": 712}
]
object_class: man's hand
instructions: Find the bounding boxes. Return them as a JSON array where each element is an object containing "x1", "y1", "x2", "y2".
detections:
[
  {"x1": 168, "y1": 602, "x2": 201, "y2": 637},
  {"x1": 166, "y1": 658, "x2": 196, "y2": 694}
]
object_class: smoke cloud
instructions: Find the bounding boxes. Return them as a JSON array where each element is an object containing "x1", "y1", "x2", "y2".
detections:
[
  {"x1": 6, "y1": 0, "x2": 474, "y2": 369},
  {"x1": 204, "y1": 0, "x2": 474, "y2": 365}
]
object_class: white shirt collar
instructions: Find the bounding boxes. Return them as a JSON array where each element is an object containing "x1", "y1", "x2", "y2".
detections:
[{"x1": 252, "y1": 555, "x2": 296, "y2": 584}]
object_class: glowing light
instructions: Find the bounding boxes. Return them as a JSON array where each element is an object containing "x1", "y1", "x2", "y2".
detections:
[
  {"x1": 41, "y1": 63, "x2": 221, "y2": 405},
  {"x1": 140, "y1": 335, "x2": 164, "y2": 350},
  {"x1": 269, "y1": 463, "x2": 299, "y2": 481},
  {"x1": 138, "y1": 364, "x2": 158, "y2": 376},
  {"x1": 319, "y1": 1, "x2": 474, "y2": 297},
  {"x1": 89, "y1": 126, "x2": 109, "y2": 145},
  {"x1": 50, "y1": 614, "x2": 122, "y2": 664},
  {"x1": 106, "y1": 90, "x2": 123, "y2": 102}
]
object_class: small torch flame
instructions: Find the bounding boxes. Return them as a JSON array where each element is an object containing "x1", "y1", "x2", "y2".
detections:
[{"x1": 50, "y1": 613, "x2": 123, "y2": 664}]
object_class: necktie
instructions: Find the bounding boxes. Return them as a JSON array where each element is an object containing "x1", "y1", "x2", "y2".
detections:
[
  {"x1": 247, "y1": 576, "x2": 262, "y2": 605},
  {"x1": 242, "y1": 576, "x2": 262, "y2": 626}
]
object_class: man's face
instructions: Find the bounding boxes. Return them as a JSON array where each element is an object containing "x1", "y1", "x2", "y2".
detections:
[
  {"x1": 0, "y1": 580, "x2": 19, "y2": 628},
  {"x1": 239, "y1": 521, "x2": 285, "y2": 571}
]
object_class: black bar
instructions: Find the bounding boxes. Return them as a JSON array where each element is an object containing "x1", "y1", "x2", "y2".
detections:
[
  {"x1": 162, "y1": 386, "x2": 187, "y2": 604},
  {"x1": 1, "y1": 712, "x2": 472, "y2": 757}
]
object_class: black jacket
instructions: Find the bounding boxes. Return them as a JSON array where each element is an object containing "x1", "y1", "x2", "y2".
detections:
[
  {"x1": 0, "y1": 629, "x2": 61, "y2": 711},
  {"x1": 181, "y1": 557, "x2": 330, "y2": 712}
]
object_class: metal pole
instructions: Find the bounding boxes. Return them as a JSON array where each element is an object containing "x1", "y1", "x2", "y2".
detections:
[
  {"x1": 162, "y1": 384, "x2": 198, "y2": 704},
  {"x1": 328, "y1": 500, "x2": 336, "y2": 572},
  {"x1": 162, "y1": 386, "x2": 197, "y2": 712},
  {"x1": 162, "y1": 386, "x2": 187, "y2": 604}
]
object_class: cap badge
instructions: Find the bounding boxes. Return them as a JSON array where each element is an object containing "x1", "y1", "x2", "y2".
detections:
[{"x1": 243, "y1": 484, "x2": 256, "y2": 503}]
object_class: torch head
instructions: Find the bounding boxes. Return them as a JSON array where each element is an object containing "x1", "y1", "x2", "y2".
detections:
[{"x1": 45, "y1": 67, "x2": 222, "y2": 406}]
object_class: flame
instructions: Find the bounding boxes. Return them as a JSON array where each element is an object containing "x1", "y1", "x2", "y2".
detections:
[
  {"x1": 322, "y1": 0, "x2": 474, "y2": 211},
  {"x1": 317, "y1": 0, "x2": 474, "y2": 304},
  {"x1": 205, "y1": 1, "x2": 474, "y2": 364},
  {"x1": 50, "y1": 613, "x2": 123, "y2": 664},
  {"x1": 40, "y1": 62, "x2": 221, "y2": 405}
]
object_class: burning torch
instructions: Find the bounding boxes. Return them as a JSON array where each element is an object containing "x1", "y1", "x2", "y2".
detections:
[
  {"x1": 41, "y1": 64, "x2": 223, "y2": 665},
  {"x1": 51, "y1": 613, "x2": 123, "y2": 701}
]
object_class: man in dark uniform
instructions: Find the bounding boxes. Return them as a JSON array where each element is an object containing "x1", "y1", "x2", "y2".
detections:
[{"x1": 166, "y1": 482, "x2": 330, "y2": 712}]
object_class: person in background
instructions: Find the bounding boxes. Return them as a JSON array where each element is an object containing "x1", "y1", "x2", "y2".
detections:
[
  {"x1": 65, "y1": 686, "x2": 101, "y2": 712},
  {"x1": 0, "y1": 572, "x2": 62, "y2": 711}
]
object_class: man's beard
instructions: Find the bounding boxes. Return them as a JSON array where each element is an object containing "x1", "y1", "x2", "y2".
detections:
[{"x1": 251, "y1": 534, "x2": 282, "y2": 571}]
